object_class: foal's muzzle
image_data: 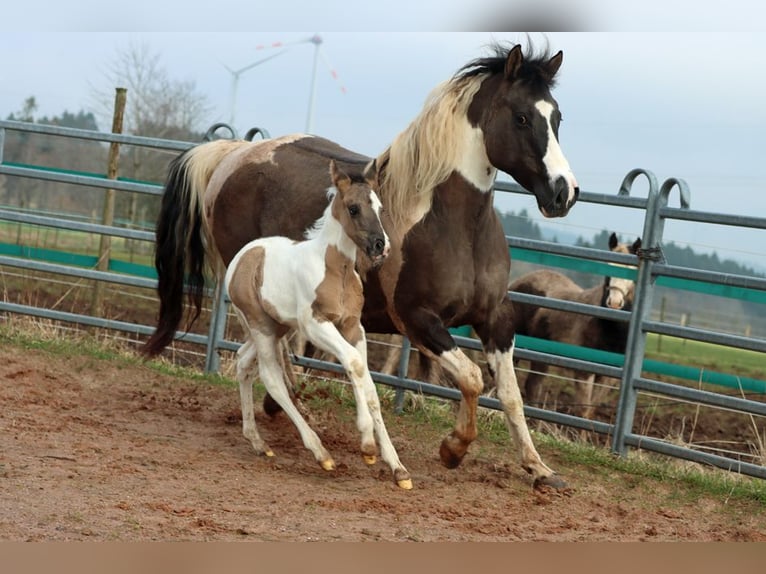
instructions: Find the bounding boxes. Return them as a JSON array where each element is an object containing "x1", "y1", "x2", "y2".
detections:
[{"x1": 366, "y1": 235, "x2": 389, "y2": 266}]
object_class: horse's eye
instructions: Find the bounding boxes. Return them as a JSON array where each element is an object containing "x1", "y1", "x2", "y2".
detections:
[
  {"x1": 515, "y1": 113, "x2": 528, "y2": 126},
  {"x1": 348, "y1": 204, "x2": 360, "y2": 217}
]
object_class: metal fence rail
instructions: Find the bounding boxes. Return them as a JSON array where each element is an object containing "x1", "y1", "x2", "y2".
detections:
[{"x1": 2, "y1": 120, "x2": 765, "y2": 480}]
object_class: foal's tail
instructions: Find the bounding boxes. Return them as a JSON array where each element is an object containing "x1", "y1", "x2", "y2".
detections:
[{"x1": 142, "y1": 140, "x2": 242, "y2": 357}]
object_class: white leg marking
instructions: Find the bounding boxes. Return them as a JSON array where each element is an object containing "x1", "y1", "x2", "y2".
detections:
[{"x1": 491, "y1": 342, "x2": 555, "y2": 480}]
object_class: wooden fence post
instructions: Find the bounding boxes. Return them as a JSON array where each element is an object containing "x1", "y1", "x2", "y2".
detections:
[{"x1": 91, "y1": 87, "x2": 127, "y2": 315}]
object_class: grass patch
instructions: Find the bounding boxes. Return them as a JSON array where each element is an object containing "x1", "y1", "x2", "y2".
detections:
[
  {"x1": 646, "y1": 334, "x2": 765, "y2": 379},
  {"x1": 0, "y1": 318, "x2": 234, "y2": 389}
]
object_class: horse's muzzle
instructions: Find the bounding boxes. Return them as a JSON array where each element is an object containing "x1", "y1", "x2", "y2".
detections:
[{"x1": 541, "y1": 177, "x2": 579, "y2": 218}]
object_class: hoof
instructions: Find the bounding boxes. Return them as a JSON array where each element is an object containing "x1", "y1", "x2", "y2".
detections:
[
  {"x1": 363, "y1": 455, "x2": 377, "y2": 466},
  {"x1": 439, "y1": 435, "x2": 468, "y2": 469},
  {"x1": 320, "y1": 459, "x2": 336, "y2": 471},
  {"x1": 533, "y1": 473, "x2": 568, "y2": 491},
  {"x1": 263, "y1": 393, "x2": 283, "y2": 417},
  {"x1": 264, "y1": 450, "x2": 275, "y2": 457},
  {"x1": 397, "y1": 478, "x2": 413, "y2": 490}
]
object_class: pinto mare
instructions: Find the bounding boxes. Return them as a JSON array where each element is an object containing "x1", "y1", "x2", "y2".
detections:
[
  {"x1": 225, "y1": 161, "x2": 411, "y2": 489},
  {"x1": 509, "y1": 233, "x2": 641, "y2": 420},
  {"x1": 144, "y1": 43, "x2": 579, "y2": 489}
]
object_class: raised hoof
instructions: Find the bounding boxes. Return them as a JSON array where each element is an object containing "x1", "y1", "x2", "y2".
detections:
[
  {"x1": 363, "y1": 455, "x2": 377, "y2": 466},
  {"x1": 397, "y1": 478, "x2": 413, "y2": 490},
  {"x1": 263, "y1": 393, "x2": 283, "y2": 417},
  {"x1": 439, "y1": 435, "x2": 468, "y2": 469},
  {"x1": 533, "y1": 473, "x2": 568, "y2": 491},
  {"x1": 320, "y1": 459, "x2": 336, "y2": 471}
]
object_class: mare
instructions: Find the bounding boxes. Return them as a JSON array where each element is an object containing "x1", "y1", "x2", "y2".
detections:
[
  {"x1": 144, "y1": 43, "x2": 579, "y2": 489},
  {"x1": 509, "y1": 233, "x2": 641, "y2": 420},
  {"x1": 225, "y1": 160, "x2": 411, "y2": 489}
]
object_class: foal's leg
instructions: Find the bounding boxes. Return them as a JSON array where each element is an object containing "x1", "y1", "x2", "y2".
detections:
[
  {"x1": 479, "y1": 300, "x2": 565, "y2": 489},
  {"x1": 235, "y1": 339, "x2": 272, "y2": 456},
  {"x1": 254, "y1": 332, "x2": 335, "y2": 470},
  {"x1": 303, "y1": 318, "x2": 412, "y2": 489}
]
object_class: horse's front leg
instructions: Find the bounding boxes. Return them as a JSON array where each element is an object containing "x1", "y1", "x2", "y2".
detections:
[
  {"x1": 478, "y1": 299, "x2": 567, "y2": 489},
  {"x1": 401, "y1": 309, "x2": 484, "y2": 469}
]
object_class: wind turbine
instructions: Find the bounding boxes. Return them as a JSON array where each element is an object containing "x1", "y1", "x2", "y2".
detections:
[{"x1": 223, "y1": 34, "x2": 346, "y2": 133}]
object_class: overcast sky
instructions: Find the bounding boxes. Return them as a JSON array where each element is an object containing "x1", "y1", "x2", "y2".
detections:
[{"x1": 1, "y1": 4, "x2": 765, "y2": 270}]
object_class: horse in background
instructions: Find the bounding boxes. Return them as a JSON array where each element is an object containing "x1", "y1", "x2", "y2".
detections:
[
  {"x1": 144, "y1": 43, "x2": 579, "y2": 489},
  {"x1": 225, "y1": 160, "x2": 411, "y2": 489},
  {"x1": 509, "y1": 233, "x2": 641, "y2": 420}
]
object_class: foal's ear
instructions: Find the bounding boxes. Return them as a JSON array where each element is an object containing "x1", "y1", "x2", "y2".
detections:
[
  {"x1": 631, "y1": 237, "x2": 642, "y2": 253},
  {"x1": 504, "y1": 44, "x2": 524, "y2": 80},
  {"x1": 329, "y1": 159, "x2": 351, "y2": 193},
  {"x1": 363, "y1": 158, "x2": 379, "y2": 190},
  {"x1": 608, "y1": 232, "x2": 618, "y2": 250}
]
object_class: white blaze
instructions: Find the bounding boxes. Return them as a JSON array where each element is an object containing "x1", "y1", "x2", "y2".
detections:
[{"x1": 535, "y1": 100, "x2": 578, "y2": 211}]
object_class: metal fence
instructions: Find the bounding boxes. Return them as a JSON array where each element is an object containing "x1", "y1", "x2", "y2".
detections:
[{"x1": 2, "y1": 119, "x2": 765, "y2": 479}]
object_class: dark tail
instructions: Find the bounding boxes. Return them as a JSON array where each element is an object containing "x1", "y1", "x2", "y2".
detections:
[{"x1": 142, "y1": 148, "x2": 210, "y2": 357}]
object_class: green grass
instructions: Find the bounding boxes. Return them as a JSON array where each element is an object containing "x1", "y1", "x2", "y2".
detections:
[
  {"x1": 646, "y1": 334, "x2": 765, "y2": 379},
  {"x1": 0, "y1": 221, "x2": 154, "y2": 267}
]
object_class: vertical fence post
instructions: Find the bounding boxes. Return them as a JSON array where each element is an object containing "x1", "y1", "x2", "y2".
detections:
[
  {"x1": 612, "y1": 173, "x2": 690, "y2": 456},
  {"x1": 611, "y1": 169, "x2": 659, "y2": 455},
  {"x1": 394, "y1": 337, "x2": 412, "y2": 413},
  {"x1": 205, "y1": 281, "x2": 229, "y2": 374},
  {"x1": 91, "y1": 87, "x2": 127, "y2": 315}
]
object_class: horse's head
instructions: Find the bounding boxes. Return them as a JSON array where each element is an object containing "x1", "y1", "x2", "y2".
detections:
[
  {"x1": 602, "y1": 232, "x2": 642, "y2": 309},
  {"x1": 329, "y1": 159, "x2": 390, "y2": 265},
  {"x1": 465, "y1": 44, "x2": 579, "y2": 218}
]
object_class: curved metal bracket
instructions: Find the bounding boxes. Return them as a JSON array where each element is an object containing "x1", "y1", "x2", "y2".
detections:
[
  {"x1": 243, "y1": 127, "x2": 271, "y2": 141},
  {"x1": 203, "y1": 123, "x2": 238, "y2": 142},
  {"x1": 618, "y1": 168, "x2": 658, "y2": 197},
  {"x1": 659, "y1": 177, "x2": 691, "y2": 209}
]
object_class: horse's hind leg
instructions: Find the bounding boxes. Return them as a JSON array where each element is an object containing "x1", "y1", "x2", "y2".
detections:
[
  {"x1": 235, "y1": 339, "x2": 273, "y2": 457},
  {"x1": 478, "y1": 300, "x2": 566, "y2": 489},
  {"x1": 523, "y1": 361, "x2": 547, "y2": 407},
  {"x1": 254, "y1": 333, "x2": 334, "y2": 470},
  {"x1": 574, "y1": 372, "x2": 597, "y2": 420}
]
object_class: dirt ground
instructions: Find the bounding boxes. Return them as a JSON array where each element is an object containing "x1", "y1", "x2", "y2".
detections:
[{"x1": 2, "y1": 342, "x2": 766, "y2": 542}]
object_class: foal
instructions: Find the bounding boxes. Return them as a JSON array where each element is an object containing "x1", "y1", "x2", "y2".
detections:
[
  {"x1": 510, "y1": 233, "x2": 641, "y2": 420},
  {"x1": 225, "y1": 160, "x2": 412, "y2": 489}
]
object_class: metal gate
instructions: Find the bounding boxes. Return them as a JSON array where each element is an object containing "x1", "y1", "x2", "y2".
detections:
[{"x1": 2, "y1": 119, "x2": 765, "y2": 479}]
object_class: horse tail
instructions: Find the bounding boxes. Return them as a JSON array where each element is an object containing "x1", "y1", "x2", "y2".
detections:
[{"x1": 142, "y1": 140, "x2": 241, "y2": 357}]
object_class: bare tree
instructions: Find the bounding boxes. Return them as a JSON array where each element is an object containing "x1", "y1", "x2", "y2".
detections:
[{"x1": 91, "y1": 42, "x2": 213, "y2": 240}]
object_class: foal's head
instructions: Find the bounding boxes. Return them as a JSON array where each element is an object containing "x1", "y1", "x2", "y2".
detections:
[
  {"x1": 329, "y1": 160, "x2": 390, "y2": 265},
  {"x1": 602, "y1": 232, "x2": 642, "y2": 310}
]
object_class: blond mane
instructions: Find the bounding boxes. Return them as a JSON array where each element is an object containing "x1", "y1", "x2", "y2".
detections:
[{"x1": 375, "y1": 75, "x2": 485, "y2": 232}]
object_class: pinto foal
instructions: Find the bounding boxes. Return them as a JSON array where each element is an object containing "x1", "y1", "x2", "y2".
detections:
[
  {"x1": 225, "y1": 160, "x2": 412, "y2": 489},
  {"x1": 510, "y1": 233, "x2": 641, "y2": 420}
]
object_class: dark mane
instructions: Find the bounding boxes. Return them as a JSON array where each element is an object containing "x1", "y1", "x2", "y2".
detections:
[{"x1": 455, "y1": 42, "x2": 558, "y2": 88}]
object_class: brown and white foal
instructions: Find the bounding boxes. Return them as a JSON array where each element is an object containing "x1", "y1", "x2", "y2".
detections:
[{"x1": 225, "y1": 160, "x2": 412, "y2": 489}]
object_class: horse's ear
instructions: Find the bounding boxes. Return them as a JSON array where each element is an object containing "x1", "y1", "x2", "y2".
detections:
[
  {"x1": 608, "y1": 232, "x2": 618, "y2": 250},
  {"x1": 329, "y1": 159, "x2": 351, "y2": 193},
  {"x1": 545, "y1": 50, "x2": 563, "y2": 80},
  {"x1": 631, "y1": 237, "x2": 642, "y2": 253},
  {"x1": 363, "y1": 158, "x2": 379, "y2": 190},
  {"x1": 504, "y1": 44, "x2": 524, "y2": 80}
]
